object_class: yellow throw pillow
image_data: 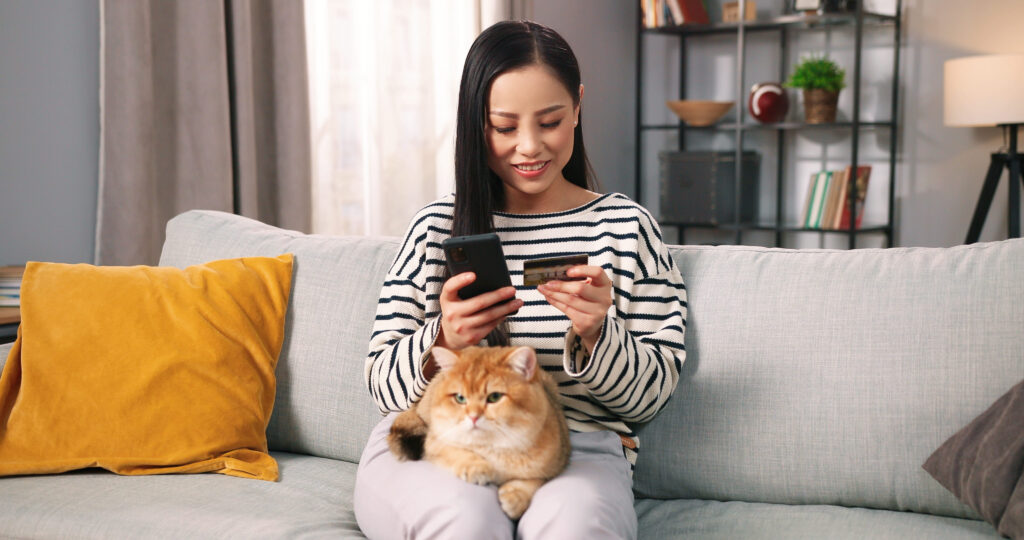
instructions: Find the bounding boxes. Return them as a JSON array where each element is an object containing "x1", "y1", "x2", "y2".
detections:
[{"x1": 0, "y1": 255, "x2": 293, "y2": 481}]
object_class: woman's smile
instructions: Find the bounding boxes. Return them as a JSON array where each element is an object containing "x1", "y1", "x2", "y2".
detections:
[{"x1": 511, "y1": 160, "x2": 551, "y2": 177}]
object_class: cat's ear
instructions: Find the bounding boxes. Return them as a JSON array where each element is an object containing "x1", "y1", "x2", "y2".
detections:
[
  {"x1": 506, "y1": 347, "x2": 537, "y2": 380},
  {"x1": 430, "y1": 347, "x2": 459, "y2": 372}
]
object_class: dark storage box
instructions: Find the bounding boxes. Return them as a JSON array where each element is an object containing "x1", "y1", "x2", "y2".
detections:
[{"x1": 658, "y1": 151, "x2": 760, "y2": 225}]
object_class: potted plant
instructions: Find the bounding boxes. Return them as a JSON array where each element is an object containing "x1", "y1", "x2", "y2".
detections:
[{"x1": 784, "y1": 56, "x2": 846, "y2": 123}]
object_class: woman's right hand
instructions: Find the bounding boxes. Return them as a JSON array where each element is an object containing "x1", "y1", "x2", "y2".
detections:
[{"x1": 436, "y1": 272, "x2": 522, "y2": 351}]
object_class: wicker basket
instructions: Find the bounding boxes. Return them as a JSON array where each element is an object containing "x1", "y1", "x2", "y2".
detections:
[{"x1": 803, "y1": 88, "x2": 839, "y2": 124}]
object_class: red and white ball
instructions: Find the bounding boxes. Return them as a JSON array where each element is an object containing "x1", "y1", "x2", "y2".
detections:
[{"x1": 748, "y1": 82, "x2": 789, "y2": 123}]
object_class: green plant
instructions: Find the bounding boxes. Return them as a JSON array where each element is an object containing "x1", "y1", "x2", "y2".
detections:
[{"x1": 784, "y1": 56, "x2": 846, "y2": 93}]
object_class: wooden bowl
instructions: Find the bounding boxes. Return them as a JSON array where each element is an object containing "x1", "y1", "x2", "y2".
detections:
[{"x1": 666, "y1": 100, "x2": 735, "y2": 126}]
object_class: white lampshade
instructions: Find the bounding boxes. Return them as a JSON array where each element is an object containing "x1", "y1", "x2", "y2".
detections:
[{"x1": 944, "y1": 54, "x2": 1024, "y2": 127}]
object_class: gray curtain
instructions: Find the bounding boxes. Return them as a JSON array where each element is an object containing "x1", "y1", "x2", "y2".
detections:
[{"x1": 97, "y1": 0, "x2": 311, "y2": 265}]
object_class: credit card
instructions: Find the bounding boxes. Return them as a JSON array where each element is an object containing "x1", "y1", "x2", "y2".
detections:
[{"x1": 523, "y1": 254, "x2": 588, "y2": 287}]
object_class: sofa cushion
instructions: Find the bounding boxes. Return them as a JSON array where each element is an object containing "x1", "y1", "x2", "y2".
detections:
[
  {"x1": 0, "y1": 256, "x2": 292, "y2": 481},
  {"x1": 0, "y1": 452, "x2": 364, "y2": 539},
  {"x1": 159, "y1": 211, "x2": 393, "y2": 463},
  {"x1": 923, "y1": 377, "x2": 1024, "y2": 537},
  {"x1": 634, "y1": 498, "x2": 999, "y2": 539},
  {"x1": 633, "y1": 240, "x2": 1024, "y2": 519}
]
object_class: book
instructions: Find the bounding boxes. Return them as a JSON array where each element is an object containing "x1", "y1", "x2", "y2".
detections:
[
  {"x1": 0, "y1": 266, "x2": 24, "y2": 308},
  {"x1": 826, "y1": 167, "x2": 849, "y2": 229},
  {"x1": 800, "y1": 172, "x2": 819, "y2": 227},
  {"x1": 665, "y1": 0, "x2": 684, "y2": 24},
  {"x1": 821, "y1": 167, "x2": 847, "y2": 229},
  {"x1": 808, "y1": 171, "x2": 832, "y2": 229},
  {"x1": 678, "y1": 0, "x2": 710, "y2": 24},
  {"x1": 838, "y1": 165, "x2": 872, "y2": 230}
]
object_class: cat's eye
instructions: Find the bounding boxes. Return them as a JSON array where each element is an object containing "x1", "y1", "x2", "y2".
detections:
[
  {"x1": 486, "y1": 392, "x2": 503, "y2": 403},
  {"x1": 453, "y1": 394, "x2": 466, "y2": 404}
]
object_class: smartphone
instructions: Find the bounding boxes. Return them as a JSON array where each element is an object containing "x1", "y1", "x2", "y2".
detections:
[{"x1": 442, "y1": 233, "x2": 516, "y2": 310}]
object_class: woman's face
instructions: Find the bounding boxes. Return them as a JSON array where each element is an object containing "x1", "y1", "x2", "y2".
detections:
[{"x1": 485, "y1": 64, "x2": 581, "y2": 209}]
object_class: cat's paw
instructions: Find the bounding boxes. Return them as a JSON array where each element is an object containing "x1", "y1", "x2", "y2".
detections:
[
  {"x1": 454, "y1": 462, "x2": 492, "y2": 485},
  {"x1": 498, "y1": 481, "x2": 538, "y2": 519}
]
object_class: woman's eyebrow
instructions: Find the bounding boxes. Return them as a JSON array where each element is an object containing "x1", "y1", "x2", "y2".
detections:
[{"x1": 489, "y1": 104, "x2": 567, "y2": 118}]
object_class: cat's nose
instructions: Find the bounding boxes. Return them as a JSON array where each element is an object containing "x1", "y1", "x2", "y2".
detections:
[{"x1": 468, "y1": 413, "x2": 480, "y2": 426}]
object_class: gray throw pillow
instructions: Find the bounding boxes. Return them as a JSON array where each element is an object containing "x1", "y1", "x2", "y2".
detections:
[{"x1": 922, "y1": 378, "x2": 1024, "y2": 538}]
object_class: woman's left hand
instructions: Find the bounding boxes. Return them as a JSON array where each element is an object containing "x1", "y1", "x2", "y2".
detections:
[{"x1": 537, "y1": 265, "x2": 613, "y2": 353}]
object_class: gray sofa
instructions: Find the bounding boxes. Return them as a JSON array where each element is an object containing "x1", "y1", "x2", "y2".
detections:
[{"x1": 0, "y1": 208, "x2": 1018, "y2": 539}]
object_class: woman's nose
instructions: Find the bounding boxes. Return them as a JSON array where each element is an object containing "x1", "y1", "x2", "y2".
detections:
[{"x1": 516, "y1": 127, "x2": 542, "y2": 157}]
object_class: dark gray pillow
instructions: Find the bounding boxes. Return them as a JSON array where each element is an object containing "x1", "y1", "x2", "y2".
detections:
[{"x1": 923, "y1": 378, "x2": 1024, "y2": 538}]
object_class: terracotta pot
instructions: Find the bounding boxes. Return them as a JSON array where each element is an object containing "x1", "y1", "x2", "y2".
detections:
[{"x1": 803, "y1": 88, "x2": 839, "y2": 124}]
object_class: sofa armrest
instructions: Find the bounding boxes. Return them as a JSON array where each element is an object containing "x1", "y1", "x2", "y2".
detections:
[{"x1": 0, "y1": 341, "x2": 12, "y2": 372}]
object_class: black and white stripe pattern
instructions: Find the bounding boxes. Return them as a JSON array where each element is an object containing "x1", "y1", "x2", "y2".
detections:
[{"x1": 365, "y1": 193, "x2": 688, "y2": 466}]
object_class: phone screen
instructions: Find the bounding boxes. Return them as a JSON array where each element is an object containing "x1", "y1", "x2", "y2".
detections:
[{"x1": 442, "y1": 233, "x2": 515, "y2": 303}]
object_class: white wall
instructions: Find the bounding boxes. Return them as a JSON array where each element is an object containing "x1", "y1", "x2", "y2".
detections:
[
  {"x1": 0, "y1": 0, "x2": 1021, "y2": 260},
  {"x1": 898, "y1": 0, "x2": 1024, "y2": 246},
  {"x1": 0, "y1": 0, "x2": 99, "y2": 265},
  {"x1": 532, "y1": 0, "x2": 637, "y2": 197}
]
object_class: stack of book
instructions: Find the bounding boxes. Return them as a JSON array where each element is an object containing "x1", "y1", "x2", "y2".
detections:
[
  {"x1": 0, "y1": 266, "x2": 24, "y2": 308},
  {"x1": 641, "y1": 0, "x2": 710, "y2": 28},
  {"x1": 801, "y1": 165, "x2": 872, "y2": 230}
]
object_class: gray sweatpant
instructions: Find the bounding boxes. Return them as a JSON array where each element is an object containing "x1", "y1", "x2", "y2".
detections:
[{"x1": 354, "y1": 414, "x2": 638, "y2": 539}]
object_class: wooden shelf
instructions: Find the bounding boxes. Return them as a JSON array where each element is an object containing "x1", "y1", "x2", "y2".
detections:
[
  {"x1": 0, "y1": 307, "x2": 19, "y2": 326},
  {"x1": 641, "y1": 121, "x2": 895, "y2": 131},
  {"x1": 644, "y1": 11, "x2": 897, "y2": 36}
]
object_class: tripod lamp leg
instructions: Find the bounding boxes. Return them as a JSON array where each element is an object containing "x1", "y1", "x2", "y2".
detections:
[{"x1": 966, "y1": 155, "x2": 1008, "y2": 244}]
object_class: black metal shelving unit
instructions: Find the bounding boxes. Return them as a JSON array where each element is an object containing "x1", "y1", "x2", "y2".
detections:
[{"x1": 635, "y1": 1, "x2": 902, "y2": 248}]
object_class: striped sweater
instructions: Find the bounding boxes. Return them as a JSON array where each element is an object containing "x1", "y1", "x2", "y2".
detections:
[{"x1": 365, "y1": 192, "x2": 687, "y2": 465}]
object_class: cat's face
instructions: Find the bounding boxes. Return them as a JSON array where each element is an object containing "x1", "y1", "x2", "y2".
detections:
[{"x1": 426, "y1": 346, "x2": 547, "y2": 450}]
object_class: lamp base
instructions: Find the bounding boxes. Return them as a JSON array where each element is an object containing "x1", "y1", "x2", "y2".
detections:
[{"x1": 966, "y1": 124, "x2": 1024, "y2": 244}]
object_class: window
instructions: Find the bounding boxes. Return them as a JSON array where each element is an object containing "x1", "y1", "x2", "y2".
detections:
[{"x1": 306, "y1": 0, "x2": 512, "y2": 236}]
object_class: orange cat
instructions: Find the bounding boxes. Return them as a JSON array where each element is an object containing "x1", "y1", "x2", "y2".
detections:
[{"x1": 388, "y1": 345, "x2": 570, "y2": 519}]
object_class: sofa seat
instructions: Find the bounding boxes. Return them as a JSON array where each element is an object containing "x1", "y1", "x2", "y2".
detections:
[
  {"x1": 0, "y1": 452, "x2": 365, "y2": 539},
  {"x1": 635, "y1": 498, "x2": 997, "y2": 539}
]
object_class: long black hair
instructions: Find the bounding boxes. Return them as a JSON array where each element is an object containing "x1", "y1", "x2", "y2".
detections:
[
  {"x1": 451, "y1": 20, "x2": 599, "y2": 346},
  {"x1": 452, "y1": 20, "x2": 598, "y2": 239}
]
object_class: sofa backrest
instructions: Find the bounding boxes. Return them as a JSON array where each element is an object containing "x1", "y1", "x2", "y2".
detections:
[
  {"x1": 160, "y1": 210, "x2": 1023, "y2": 519},
  {"x1": 160, "y1": 210, "x2": 393, "y2": 463},
  {"x1": 632, "y1": 241, "x2": 1024, "y2": 519}
]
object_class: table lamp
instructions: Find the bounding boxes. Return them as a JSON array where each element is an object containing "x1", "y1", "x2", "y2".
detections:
[{"x1": 944, "y1": 54, "x2": 1024, "y2": 243}]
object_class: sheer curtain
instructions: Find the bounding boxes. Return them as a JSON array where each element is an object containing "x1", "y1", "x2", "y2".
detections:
[{"x1": 305, "y1": 0, "x2": 520, "y2": 237}]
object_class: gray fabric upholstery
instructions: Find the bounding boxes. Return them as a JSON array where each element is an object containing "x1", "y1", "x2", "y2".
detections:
[
  {"x1": 159, "y1": 210, "x2": 394, "y2": 463},
  {"x1": 1, "y1": 210, "x2": 1016, "y2": 538},
  {"x1": 635, "y1": 498, "x2": 999, "y2": 539},
  {"x1": 0, "y1": 452, "x2": 363, "y2": 539},
  {"x1": 0, "y1": 342, "x2": 11, "y2": 372},
  {"x1": 634, "y1": 241, "x2": 1024, "y2": 519}
]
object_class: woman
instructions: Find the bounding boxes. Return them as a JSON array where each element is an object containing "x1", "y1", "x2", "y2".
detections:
[{"x1": 355, "y1": 20, "x2": 687, "y2": 539}]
